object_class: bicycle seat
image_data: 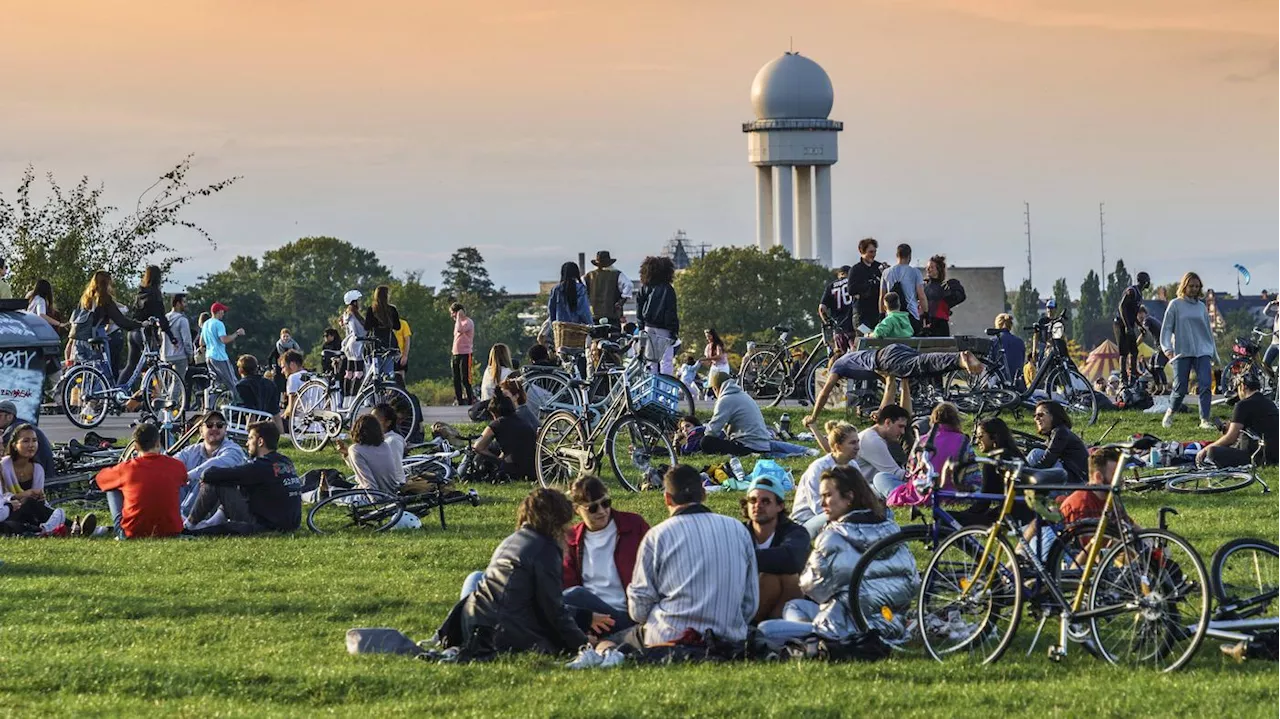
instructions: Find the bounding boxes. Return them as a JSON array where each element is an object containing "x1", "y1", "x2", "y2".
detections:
[
  {"x1": 985, "y1": 328, "x2": 1002, "y2": 336},
  {"x1": 1099, "y1": 435, "x2": 1160, "y2": 452},
  {"x1": 65, "y1": 438, "x2": 86, "y2": 459},
  {"x1": 773, "y1": 325, "x2": 792, "y2": 334},
  {"x1": 83, "y1": 431, "x2": 116, "y2": 448},
  {"x1": 598, "y1": 341, "x2": 621, "y2": 354},
  {"x1": 87, "y1": 338, "x2": 106, "y2": 349},
  {"x1": 1017, "y1": 466, "x2": 1069, "y2": 484}
]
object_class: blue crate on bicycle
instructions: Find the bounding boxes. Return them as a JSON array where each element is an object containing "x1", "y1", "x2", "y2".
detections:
[{"x1": 631, "y1": 374, "x2": 684, "y2": 423}]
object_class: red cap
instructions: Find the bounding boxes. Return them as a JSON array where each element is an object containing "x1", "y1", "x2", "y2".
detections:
[{"x1": 210, "y1": 302, "x2": 229, "y2": 314}]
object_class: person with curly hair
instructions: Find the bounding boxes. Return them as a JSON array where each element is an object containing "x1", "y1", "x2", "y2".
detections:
[{"x1": 635, "y1": 255, "x2": 679, "y2": 374}]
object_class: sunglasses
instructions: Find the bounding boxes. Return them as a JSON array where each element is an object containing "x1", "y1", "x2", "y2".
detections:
[
  {"x1": 205, "y1": 422, "x2": 227, "y2": 429},
  {"x1": 746, "y1": 495, "x2": 776, "y2": 504},
  {"x1": 582, "y1": 497, "x2": 612, "y2": 513}
]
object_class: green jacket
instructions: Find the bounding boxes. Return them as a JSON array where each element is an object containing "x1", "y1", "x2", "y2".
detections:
[{"x1": 872, "y1": 311, "x2": 914, "y2": 339}]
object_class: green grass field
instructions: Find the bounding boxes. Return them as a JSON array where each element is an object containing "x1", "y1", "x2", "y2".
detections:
[{"x1": 3, "y1": 408, "x2": 1277, "y2": 718}]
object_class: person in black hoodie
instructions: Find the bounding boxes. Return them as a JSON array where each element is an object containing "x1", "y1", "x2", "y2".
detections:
[
  {"x1": 741, "y1": 476, "x2": 811, "y2": 622},
  {"x1": 184, "y1": 421, "x2": 301, "y2": 535},
  {"x1": 436, "y1": 488, "x2": 589, "y2": 657},
  {"x1": 1113, "y1": 271, "x2": 1151, "y2": 387},
  {"x1": 363, "y1": 284, "x2": 402, "y2": 378},
  {"x1": 635, "y1": 255, "x2": 679, "y2": 375},
  {"x1": 118, "y1": 265, "x2": 179, "y2": 387}
]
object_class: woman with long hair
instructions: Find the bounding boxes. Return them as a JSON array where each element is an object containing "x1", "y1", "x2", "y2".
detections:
[
  {"x1": 702, "y1": 328, "x2": 730, "y2": 377},
  {"x1": 335, "y1": 414, "x2": 404, "y2": 494},
  {"x1": 440, "y1": 487, "x2": 590, "y2": 656},
  {"x1": 949, "y1": 417, "x2": 1035, "y2": 526},
  {"x1": 481, "y1": 343, "x2": 514, "y2": 402},
  {"x1": 1027, "y1": 399, "x2": 1089, "y2": 483},
  {"x1": 25, "y1": 279, "x2": 63, "y2": 330},
  {"x1": 548, "y1": 261, "x2": 593, "y2": 328},
  {"x1": 118, "y1": 265, "x2": 177, "y2": 386},
  {"x1": 339, "y1": 289, "x2": 367, "y2": 396},
  {"x1": 1159, "y1": 271, "x2": 1217, "y2": 429},
  {"x1": 362, "y1": 284, "x2": 402, "y2": 377},
  {"x1": 635, "y1": 255, "x2": 679, "y2": 374},
  {"x1": 922, "y1": 254, "x2": 950, "y2": 337},
  {"x1": 792, "y1": 420, "x2": 860, "y2": 534},
  {"x1": 0, "y1": 424, "x2": 82, "y2": 536},
  {"x1": 72, "y1": 271, "x2": 142, "y2": 367}
]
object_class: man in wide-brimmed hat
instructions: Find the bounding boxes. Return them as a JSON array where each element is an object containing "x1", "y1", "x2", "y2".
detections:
[{"x1": 583, "y1": 250, "x2": 633, "y2": 327}]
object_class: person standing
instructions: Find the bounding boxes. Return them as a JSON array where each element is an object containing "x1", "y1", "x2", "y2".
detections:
[
  {"x1": 582, "y1": 251, "x2": 633, "y2": 326},
  {"x1": 161, "y1": 293, "x2": 195, "y2": 405},
  {"x1": 635, "y1": 256, "x2": 679, "y2": 375},
  {"x1": 1135, "y1": 305, "x2": 1167, "y2": 393},
  {"x1": 817, "y1": 265, "x2": 856, "y2": 355},
  {"x1": 362, "y1": 285, "x2": 402, "y2": 377},
  {"x1": 450, "y1": 302, "x2": 475, "y2": 406},
  {"x1": 1160, "y1": 272, "x2": 1218, "y2": 430},
  {"x1": 24, "y1": 279, "x2": 64, "y2": 331},
  {"x1": 847, "y1": 238, "x2": 885, "y2": 332},
  {"x1": 1114, "y1": 271, "x2": 1152, "y2": 387},
  {"x1": 200, "y1": 302, "x2": 244, "y2": 393},
  {"x1": 118, "y1": 265, "x2": 178, "y2": 387},
  {"x1": 0, "y1": 257, "x2": 11, "y2": 299},
  {"x1": 879, "y1": 243, "x2": 927, "y2": 334},
  {"x1": 992, "y1": 313, "x2": 1027, "y2": 391},
  {"x1": 393, "y1": 316, "x2": 412, "y2": 384},
  {"x1": 921, "y1": 254, "x2": 952, "y2": 337}
]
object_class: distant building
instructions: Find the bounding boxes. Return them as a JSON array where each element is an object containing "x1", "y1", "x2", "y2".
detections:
[
  {"x1": 945, "y1": 267, "x2": 1007, "y2": 336},
  {"x1": 663, "y1": 229, "x2": 710, "y2": 270}
]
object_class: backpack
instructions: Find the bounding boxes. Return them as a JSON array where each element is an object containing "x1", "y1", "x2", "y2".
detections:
[
  {"x1": 68, "y1": 304, "x2": 97, "y2": 340},
  {"x1": 943, "y1": 279, "x2": 966, "y2": 307}
]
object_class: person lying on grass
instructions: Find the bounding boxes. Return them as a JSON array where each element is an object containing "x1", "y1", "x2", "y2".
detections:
[
  {"x1": 96, "y1": 422, "x2": 188, "y2": 539},
  {"x1": 183, "y1": 421, "x2": 302, "y2": 536},
  {"x1": 561, "y1": 475, "x2": 649, "y2": 635},
  {"x1": 805, "y1": 344, "x2": 984, "y2": 422}
]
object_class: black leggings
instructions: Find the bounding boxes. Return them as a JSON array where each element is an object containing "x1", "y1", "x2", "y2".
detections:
[
  {"x1": 700, "y1": 434, "x2": 758, "y2": 457},
  {"x1": 0, "y1": 498, "x2": 54, "y2": 535},
  {"x1": 452, "y1": 354, "x2": 474, "y2": 404},
  {"x1": 1113, "y1": 321, "x2": 1139, "y2": 384},
  {"x1": 117, "y1": 329, "x2": 145, "y2": 386},
  {"x1": 1204, "y1": 446, "x2": 1254, "y2": 469}
]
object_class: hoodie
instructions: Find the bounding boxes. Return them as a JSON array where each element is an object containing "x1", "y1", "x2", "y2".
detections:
[{"x1": 706, "y1": 380, "x2": 772, "y2": 452}]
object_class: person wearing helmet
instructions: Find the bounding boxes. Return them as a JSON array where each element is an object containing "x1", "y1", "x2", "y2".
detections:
[
  {"x1": 340, "y1": 290, "x2": 367, "y2": 396},
  {"x1": 1195, "y1": 373, "x2": 1278, "y2": 468},
  {"x1": 201, "y1": 302, "x2": 245, "y2": 393}
]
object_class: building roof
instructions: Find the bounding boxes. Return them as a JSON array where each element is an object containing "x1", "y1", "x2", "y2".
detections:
[{"x1": 750, "y1": 52, "x2": 834, "y2": 120}]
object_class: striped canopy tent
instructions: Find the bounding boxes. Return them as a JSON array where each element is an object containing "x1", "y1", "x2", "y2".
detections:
[{"x1": 1081, "y1": 339, "x2": 1121, "y2": 382}]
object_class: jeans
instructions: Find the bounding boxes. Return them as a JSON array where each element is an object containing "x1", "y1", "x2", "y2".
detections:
[
  {"x1": 1026, "y1": 448, "x2": 1061, "y2": 469},
  {"x1": 768, "y1": 440, "x2": 812, "y2": 458},
  {"x1": 167, "y1": 358, "x2": 189, "y2": 408},
  {"x1": 118, "y1": 329, "x2": 146, "y2": 387},
  {"x1": 757, "y1": 599, "x2": 821, "y2": 641},
  {"x1": 1170, "y1": 355, "x2": 1212, "y2": 421},
  {"x1": 562, "y1": 585, "x2": 634, "y2": 633},
  {"x1": 460, "y1": 570, "x2": 485, "y2": 600},
  {"x1": 179, "y1": 475, "x2": 202, "y2": 516},
  {"x1": 1264, "y1": 345, "x2": 1278, "y2": 369},
  {"x1": 187, "y1": 482, "x2": 265, "y2": 535},
  {"x1": 872, "y1": 472, "x2": 904, "y2": 499},
  {"x1": 801, "y1": 513, "x2": 828, "y2": 539},
  {"x1": 106, "y1": 489, "x2": 125, "y2": 537}
]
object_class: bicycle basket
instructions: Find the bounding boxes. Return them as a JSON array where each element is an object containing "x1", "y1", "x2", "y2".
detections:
[
  {"x1": 553, "y1": 322, "x2": 590, "y2": 350},
  {"x1": 630, "y1": 374, "x2": 684, "y2": 423}
]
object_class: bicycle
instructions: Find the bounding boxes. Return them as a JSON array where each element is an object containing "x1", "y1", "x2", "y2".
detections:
[
  {"x1": 740, "y1": 323, "x2": 836, "y2": 407},
  {"x1": 59, "y1": 322, "x2": 187, "y2": 429},
  {"x1": 534, "y1": 361, "x2": 678, "y2": 493},
  {"x1": 944, "y1": 312, "x2": 1098, "y2": 425},
  {"x1": 1206, "y1": 537, "x2": 1278, "y2": 659},
  {"x1": 916, "y1": 436, "x2": 1210, "y2": 671},
  {"x1": 289, "y1": 347, "x2": 418, "y2": 452},
  {"x1": 306, "y1": 482, "x2": 481, "y2": 534},
  {"x1": 1122, "y1": 431, "x2": 1271, "y2": 495}
]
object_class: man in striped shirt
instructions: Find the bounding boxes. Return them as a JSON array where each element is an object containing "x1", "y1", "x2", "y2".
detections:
[{"x1": 623, "y1": 465, "x2": 759, "y2": 646}]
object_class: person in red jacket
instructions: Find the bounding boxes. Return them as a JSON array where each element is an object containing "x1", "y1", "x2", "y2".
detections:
[
  {"x1": 562, "y1": 475, "x2": 650, "y2": 635},
  {"x1": 95, "y1": 423, "x2": 188, "y2": 538}
]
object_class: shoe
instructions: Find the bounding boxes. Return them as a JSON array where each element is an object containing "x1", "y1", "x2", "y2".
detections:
[
  {"x1": 40, "y1": 508, "x2": 67, "y2": 535},
  {"x1": 1198, "y1": 420, "x2": 1216, "y2": 431},
  {"x1": 79, "y1": 513, "x2": 98, "y2": 538},
  {"x1": 805, "y1": 448, "x2": 821, "y2": 457},
  {"x1": 598, "y1": 648, "x2": 625, "y2": 668},
  {"x1": 1161, "y1": 409, "x2": 1174, "y2": 429},
  {"x1": 1221, "y1": 641, "x2": 1248, "y2": 663},
  {"x1": 436, "y1": 646, "x2": 462, "y2": 663},
  {"x1": 565, "y1": 645, "x2": 604, "y2": 669}
]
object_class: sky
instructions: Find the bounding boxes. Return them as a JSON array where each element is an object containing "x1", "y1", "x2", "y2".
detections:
[{"x1": 1, "y1": 0, "x2": 1276, "y2": 297}]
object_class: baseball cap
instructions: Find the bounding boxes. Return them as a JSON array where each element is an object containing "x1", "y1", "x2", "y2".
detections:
[
  {"x1": 1045, "y1": 299, "x2": 1057, "y2": 309},
  {"x1": 747, "y1": 476, "x2": 786, "y2": 501},
  {"x1": 210, "y1": 302, "x2": 229, "y2": 314},
  {"x1": 0, "y1": 400, "x2": 16, "y2": 416}
]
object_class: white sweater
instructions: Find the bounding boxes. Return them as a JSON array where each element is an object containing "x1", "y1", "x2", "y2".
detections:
[
  {"x1": 856, "y1": 427, "x2": 904, "y2": 480},
  {"x1": 792, "y1": 454, "x2": 840, "y2": 524}
]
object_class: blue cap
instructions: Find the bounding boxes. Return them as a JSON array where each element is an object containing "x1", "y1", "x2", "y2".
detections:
[
  {"x1": 1046, "y1": 298, "x2": 1057, "y2": 309},
  {"x1": 746, "y1": 476, "x2": 786, "y2": 501}
]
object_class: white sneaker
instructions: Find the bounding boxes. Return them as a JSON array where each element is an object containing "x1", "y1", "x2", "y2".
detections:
[
  {"x1": 1161, "y1": 409, "x2": 1175, "y2": 429},
  {"x1": 565, "y1": 645, "x2": 604, "y2": 669},
  {"x1": 805, "y1": 448, "x2": 821, "y2": 457},
  {"x1": 598, "y1": 648, "x2": 625, "y2": 668},
  {"x1": 1198, "y1": 420, "x2": 1216, "y2": 431},
  {"x1": 40, "y1": 508, "x2": 66, "y2": 534}
]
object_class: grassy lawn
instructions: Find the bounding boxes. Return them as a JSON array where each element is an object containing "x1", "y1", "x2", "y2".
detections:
[{"x1": 2, "y1": 408, "x2": 1277, "y2": 718}]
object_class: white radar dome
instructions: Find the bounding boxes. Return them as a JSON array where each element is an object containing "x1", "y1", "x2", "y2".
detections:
[{"x1": 750, "y1": 52, "x2": 834, "y2": 120}]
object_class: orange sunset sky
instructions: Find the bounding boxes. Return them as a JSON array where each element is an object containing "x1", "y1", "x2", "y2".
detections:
[{"x1": 2, "y1": 0, "x2": 1276, "y2": 293}]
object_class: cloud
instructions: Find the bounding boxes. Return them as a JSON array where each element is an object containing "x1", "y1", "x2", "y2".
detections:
[
  {"x1": 893, "y1": 0, "x2": 1277, "y2": 37},
  {"x1": 1224, "y1": 51, "x2": 1279, "y2": 82}
]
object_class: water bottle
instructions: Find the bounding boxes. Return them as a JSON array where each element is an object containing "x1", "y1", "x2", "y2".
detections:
[
  {"x1": 1149, "y1": 447, "x2": 1162, "y2": 468},
  {"x1": 779, "y1": 413, "x2": 791, "y2": 435},
  {"x1": 729, "y1": 457, "x2": 745, "y2": 482}
]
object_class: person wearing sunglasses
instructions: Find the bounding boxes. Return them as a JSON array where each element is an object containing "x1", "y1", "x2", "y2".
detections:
[
  {"x1": 561, "y1": 476, "x2": 649, "y2": 636},
  {"x1": 174, "y1": 410, "x2": 248, "y2": 518},
  {"x1": 1026, "y1": 400, "x2": 1088, "y2": 484},
  {"x1": 184, "y1": 421, "x2": 302, "y2": 536},
  {"x1": 741, "y1": 477, "x2": 811, "y2": 623}
]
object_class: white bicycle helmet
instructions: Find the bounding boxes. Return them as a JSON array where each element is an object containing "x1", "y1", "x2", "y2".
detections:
[{"x1": 343, "y1": 289, "x2": 362, "y2": 305}]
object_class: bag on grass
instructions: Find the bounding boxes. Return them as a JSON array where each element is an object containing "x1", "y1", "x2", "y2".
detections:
[
  {"x1": 817, "y1": 630, "x2": 893, "y2": 662},
  {"x1": 346, "y1": 628, "x2": 426, "y2": 657},
  {"x1": 747, "y1": 459, "x2": 794, "y2": 493}
]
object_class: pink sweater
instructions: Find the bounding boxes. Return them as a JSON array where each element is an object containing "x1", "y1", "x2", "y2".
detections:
[{"x1": 453, "y1": 317, "x2": 474, "y2": 355}]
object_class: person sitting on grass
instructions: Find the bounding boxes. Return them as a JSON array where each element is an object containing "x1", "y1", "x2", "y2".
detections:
[
  {"x1": 872, "y1": 402, "x2": 969, "y2": 499},
  {"x1": 702, "y1": 372, "x2": 815, "y2": 458},
  {"x1": 869, "y1": 292, "x2": 914, "y2": 339},
  {"x1": 0, "y1": 424, "x2": 91, "y2": 536},
  {"x1": 573, "y1": 465, "x2": 757, "y2": 668},
  {"x1": 438, "y1": 487, "x2": 590, "y2": 659},
  {"x1": 742, "y1": 477, "x2": 811, "y2": 622},
  {"x1": 474, "y1": 395, "x2": 537, "y2": 481},
  {"x1": 757, "y1": 466, "x2": 915, "y2": 645},
  {"x1": 96, "y1": 423, "x2": 188, "y2": 539},
  {"x1": 671, "y1": 415, "x2": 705, "y2": 456},
  {"x1": 948, "y1": 417, "x2": 1036, "y2": 528},
  {"x1": 805, "y1": 344, "x2": 984, "y2": 421},
  {"x1": 562, "y1": 475, "x2": 650, "y2": 635},
  {"x1": 175, "y1": 411, "x2": 248, "y2": 517},
  {"x1": 792, "y1": 420, "x2": 860, "y2": 537},
  {"x1": 372, "y1": 403, "x2": 406, "y2": 459},
  {"x1": 336, "y1": 415, "x2": 405, "y2": 495},
  {"x1": 234, "y1": 354, "x2": 283, "y2": 429},
  {"x1": 184, "y1": 421, "x2": 302, "y2": 536},
  {"x1": 499, "y1": 377, "x2": 539, "y2": 429},
  {"x1": 852, "y1": 405, "x2": 910, "y2": 497},
  {"x1": 1195, "y1": 374, "x2": 1278, "y2": 468},
  {"x1": 1026, "y1": 400, "x2": 1089, "y2": 484}
]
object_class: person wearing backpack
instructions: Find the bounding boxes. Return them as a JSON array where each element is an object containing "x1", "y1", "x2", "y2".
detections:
[{"x1": 118, "y1": 265, "x2": 179, "y2": 387}]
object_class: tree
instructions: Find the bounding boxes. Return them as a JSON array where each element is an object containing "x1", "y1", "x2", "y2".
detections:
[
  {"x1": 440, "y1": 247, "x2": 502, "y2": 304},
  {"x1": 1102, "y1": 259, "x2": 1132, "y2": 318},
  {"x1": 1012, "y1": 279, "x2": 1041, "y2": 340},
  {"x1": 1075, "y1": 270, "x2": 1105, "y2": 344},
  {"x1": 0, "y1": 156, "x2": 239, "y2": 316},
  {"x1": 674, "y1": 246, "x2": 832, "y2": 352},
  {"x1": 1052, "y1": 278, "x2": 1073, "y2": 340},
  {"x1": 184, "y1": 258, "x2": 275, "y2": 362}
]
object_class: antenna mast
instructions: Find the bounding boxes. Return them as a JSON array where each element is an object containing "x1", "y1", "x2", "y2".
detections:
[
  {"x1": 1099, "y1": 202, "x2": 1106, "y2": 280},
  {"x1": 1023, "y1": 201, "x2": 1033, "y2": 284}
]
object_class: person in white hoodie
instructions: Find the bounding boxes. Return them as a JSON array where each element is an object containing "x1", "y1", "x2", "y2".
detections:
[{"x1": 792, "y1": 420, "x2": 861, "y2": 538}]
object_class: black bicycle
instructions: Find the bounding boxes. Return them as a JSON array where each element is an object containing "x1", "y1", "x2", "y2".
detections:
[{"x1": 740, "y1": 323, "x2": 836, "y2": 407}]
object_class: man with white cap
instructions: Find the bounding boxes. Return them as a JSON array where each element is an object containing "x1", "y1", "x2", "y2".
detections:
[
  {"x1": 742, "y1": 475, "x2": 811, "y2": 622},
  {"x1": 200, "y1": 302, "x2": 244, "y2": 392}
]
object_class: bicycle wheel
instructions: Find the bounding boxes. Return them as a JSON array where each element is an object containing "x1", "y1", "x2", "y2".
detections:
[
  {"x1": 525, "y1": 371, "x2": 578, "y2": 417},
  {"x1": 60, "y1": 365, "x2": 112, "y2": 429},
  {"x1": 141, "y1": 365, "x2": 186, "y2": 423},
  {"x1": 1043, "y1": 519, "x2": 1125, "y2": 605},
  {"x1": 535, "y1": 411, "x2": 588, "y2": 489},
  {"x1": 1087, "y1": 528, "x2": 1210, "y2": 672},
  {"x1": 49, "y1": 492, "x2": 111, "y2": 516},
  {"x1": 306, "y1": 489, "x2": 403, "y2": 534},
  {"x1": 605, "y1": 416, "x2": 675, "y2": 493},
  {"x1": 290, "y1": 379, "x2": 338, "y2": 452},
  {"x1": 918, "y1": 527, "x2": 1023, "y2": 664},
  {"x1": 1046, "y1": 366, "x2": 1099, "y2": 425},
  {"x1": 1209, "y1": 538, "x2": 1278, "y2": 610},
  {"x1": 849, "y1": 525, "x2": 938, "y2": 654},
  {"x1": 1165, "y1": 469, "x2": 1257, "y2": 495},
  {"x1": 352, "y1": 385, "x2": 417, "y2": 441},
  {"x1": 740, "y1": 350, "x2": 783, "y2": 402}
]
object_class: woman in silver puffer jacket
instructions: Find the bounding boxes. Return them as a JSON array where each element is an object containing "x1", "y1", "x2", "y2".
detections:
[{"x1": 758, "y1": 466, "x2": 919, "y2": 643}]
